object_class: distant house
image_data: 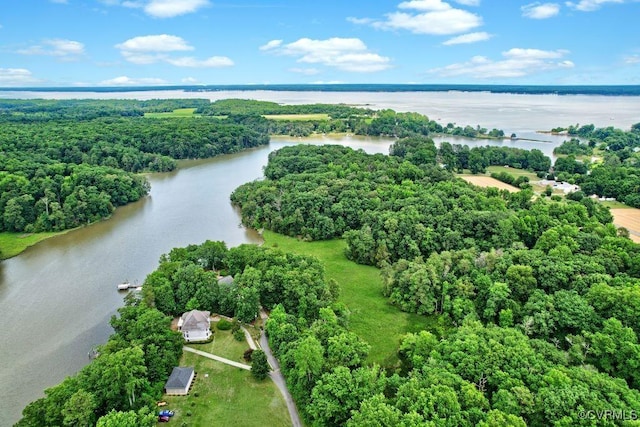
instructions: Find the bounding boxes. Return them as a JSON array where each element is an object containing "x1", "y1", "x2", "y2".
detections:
[
  {"x1": 178, "y1": 309, "x2": 211, "y2": 342},
  {"x1": 165, "y1": 367, "x2": 195, "y2": 395},
  {"x1": 218, "y1": 275, "x2": 234, "y2": 286}
]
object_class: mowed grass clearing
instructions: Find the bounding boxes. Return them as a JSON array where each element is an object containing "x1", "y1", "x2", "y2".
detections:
[
  {"x1": 161, "y1": 351, "x2": 290, "y2": 427},
  {"x1": 486, "y1": 165, "x2": 539, "y2": 180},
  {"x1": 611, "y1": 208, "x2": 640, "y2": 243},
  {"x1": 263, "y1": 114, "x2": 330, "y2": 121},
  {"x1": 144, "y1": 108, "x2": 200, "y2": 118},
  {"x1": 0, "y1": 231, "x2": 63, "y2": 259},
  {"x1": 186, "y1": 324, "x2": 252, "y2": 363},
  {"x1": 263, "y1": 231, "x2": 432, "y2": 367}
]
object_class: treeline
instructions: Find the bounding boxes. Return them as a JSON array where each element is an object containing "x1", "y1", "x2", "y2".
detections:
[
  {"x1": 231, "y1": 141, "x2": 560, "y2": 265},
  {"x1": 142, "y1": 241, "x2": 336, "y2": 323},
  {"x1": 199, "y1": 98, "x2": 372, "y2": 119},
  {"x1": 17, "y1": 298, "x2": 183, "y2": 426},
  {"x1": 201, "y1": 99, "x2": 507, "y2": 140},
  {"x1": 0, "y1": 98, "x2": 211, "y2": 121},
  {"x1": 551, "y1": 123, "x2": 640, "y2": 207},
  {"x1": 0, "y1": 100, "x2": 270, "y2": 234}
]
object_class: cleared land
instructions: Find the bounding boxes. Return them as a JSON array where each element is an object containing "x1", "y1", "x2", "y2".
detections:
[
  {"x1": 486, "y1": 165, "x2": 538, "y2": 179},
  {"x1": 460, "y1": 175, "x2": 520, "y2": 192},
  {"x1": 611, "y1": 208, "x2": 640, "y2": 243},
  {"x1": 263, "y1": 114, "x2": 330, "y2": 121},
  {"x1": 162, "y1": 351, "x2": 290, "y2": 427},
  {"x1": 263, "y1": 231, "x2": 439, "y2": 367},
  {"x1": 0, "y1": 231, "x2": 63, "y2": 259},
  {"x1": 187, "y1": 324, "x2": 253, "y2": 363},
  {"x1": 144, "y1": 108, "x2": 199, "y2": 118}
]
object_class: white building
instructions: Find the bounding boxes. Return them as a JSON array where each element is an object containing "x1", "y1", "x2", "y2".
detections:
[{"x1": 177, "y1": 309, "x2": 211, "y2": 342}]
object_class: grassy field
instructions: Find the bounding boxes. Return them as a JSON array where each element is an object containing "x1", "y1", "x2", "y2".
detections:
[
  {"x1": 263, "y1": 231, "x2": 435, "y2": 367},
  {"x1": 144, "y1": 108, "x2": 199, "y2": 118},
  {"x1": 162, "y1": 351, "x2": 290, "y2": 427},
  {"x1": 0, "y1": 231, "x2": 62, "y2": 259},
  {"x1": 187, "y1": 325, "x2": 252, "y2": 363},
  {"x1": 485, "y1": 165, "x2": 539, "y2": 180},
  {"x1": 263, "y1": 114, "x2": 330, "y2": 121}
]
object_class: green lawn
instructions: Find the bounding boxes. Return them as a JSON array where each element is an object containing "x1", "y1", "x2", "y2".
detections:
[
  {"x1": 485, "y1": 165, "x2": 539, "y2": 180},
  {"x1": 263, "y1": 231, "x2": 434, "y2": 367},
  {"x1": 186, "y1": 325, "x2": 252, "y2": 363},
  {"x1": 601, "y1": 200, "x2": 633, "y2": 209},
  {"x1": 144, "y1": 108, "x2": 200, "y2": 118},
  {"x1": 162, "y1": 351, "x2": 290, "y2": 427},
  {"x1": 0, "y1": 231, "x2": 63, "y2": 259},
  {"x1": 263, "y1": 114, "x2": 330, "y2": 121}
]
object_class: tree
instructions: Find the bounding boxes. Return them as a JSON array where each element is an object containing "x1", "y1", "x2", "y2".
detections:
[
  {"x1": 96, "y1": 409, "x2": 156, "y2": 427},
  {"x1": 251, "y1": 349, "x2": 271, "y2": 380},
  {"x1": 62, "y1": 390, "x2": 97, "y2": 427}
]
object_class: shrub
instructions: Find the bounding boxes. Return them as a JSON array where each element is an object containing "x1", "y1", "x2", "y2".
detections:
[
  {"x1": 243, "y1": 348, "x2": 254, "y2": 361},
  {"x1": 233, "y1": 329, "x2": 245, "y2": 342},
  {"x1": 251, "y1": 349, "x2": 270, "y2": 380},
  {"x1": 217, "y1": 319, "x2": 232, "y2": 330}
]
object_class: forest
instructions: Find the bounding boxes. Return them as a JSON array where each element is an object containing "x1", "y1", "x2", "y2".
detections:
[
  {"x1": 230, "y1": 140, "x2": 640, "y2": 426},
  {"x1": 0, "y1": 99, "x2": 269, "y2": 236}
]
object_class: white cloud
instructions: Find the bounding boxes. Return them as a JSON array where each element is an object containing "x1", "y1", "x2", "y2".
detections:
[
  {"x1": 259, "y1": 40, "x2": 282, "y2": 51},
  {"x1": 358, "y1": 1, "x2": 482, "y2": 35},
  {"x1": 624, "y1": 54, "x2": 640, "y2": 64},
  {"x1": 144, "y1": 0, "x2": 209, "y2": 18},
  {"x1": 522, "y1": 2, "x2": 560, "y2": 18},
  {"x1": 289, "y1": 68, "x2": 321, "y2": 75},
  {"x1": 165, "y1": 56, "x2": 233, "y2": 67},
  {"x1": 0, "y1": 68, "x2": 40, "y2": 85},
  {"x1": 50, "y1": 0, "x2": 68, "y2": 3},
  {"x1": 453, "y1": 0, "x2": 480, "y2": 5},
  {"x1": 429, "y1": 47, "x2": 574, "y2": 78},
  {"x1": 99, "y1": 76, "x2": 168, "y2": 85},
  {"x1": 115, "y1": 34, "x2": 193, "y2": 52},
  {"x1": 398, "y1": 0, "x2": 452, "y2": 11},
  {"x1": 346, "y1": 17, "x2": 374, "y2": 24},
  {"x1": 181, "y1": 77, "x2": 199, "y2": 83},
  {"x1": 115, "y1": 34, "x2": 231, "y2": 68},
  {"x1": 565, "y1": 0, "x2": 628, "y2": 11},
  {"x1": 17, "y1": 39, "x2": 85, "y2": 59},
  {"x1": 264, "y1": 37, "x2": 392, "y2": 73},
  {"x1": 442, "y1": 31, "x2": 491, "y2": 45},
  {"x1": 99, "y1": 0, "x2": 209, "y2": 18}
]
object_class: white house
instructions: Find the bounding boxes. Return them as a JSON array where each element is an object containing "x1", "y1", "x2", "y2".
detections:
[
  {"x1": 164, "y1": 366, "x2": 195, "y2": 395},
  {"x1": 178, "y1": 309, "x2": 211, "y2": 342}
]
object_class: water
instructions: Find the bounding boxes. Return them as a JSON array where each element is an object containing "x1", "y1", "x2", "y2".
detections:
[{"x1": 1, "y1": 90, "x2": 639, "y2": 425}]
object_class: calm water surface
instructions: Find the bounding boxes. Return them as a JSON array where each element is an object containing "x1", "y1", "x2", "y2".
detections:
[{"x1": 1, "y1": 90, "x2": 639, "y2": 425}]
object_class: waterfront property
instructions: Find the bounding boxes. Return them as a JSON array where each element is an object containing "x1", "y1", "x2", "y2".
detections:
[{"x1": 178, "y1": 310, "x2": 212, "y2": 342}]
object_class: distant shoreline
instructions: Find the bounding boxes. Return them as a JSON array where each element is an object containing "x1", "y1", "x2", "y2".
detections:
[{"x1": 2, "y1": 83, "x2": 640, "y2": 96}]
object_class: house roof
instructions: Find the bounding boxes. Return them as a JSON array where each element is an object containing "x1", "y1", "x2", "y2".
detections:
[
  {"x1": 218, "y1": 275, "x2": 234, "y2": 286},
  {"x1": 181, "y1": 310, "x2": 210, "y2": 332},
  {"x1": 165, "y1": 367, "x2": 194, "y2": 389}
]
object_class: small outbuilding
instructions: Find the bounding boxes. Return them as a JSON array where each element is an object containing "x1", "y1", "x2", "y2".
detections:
[
  {"x1": 165, "y1": 367, "x2": 195, "y2": 395},
  {"x1": 178, "y1": 309, "x2": 211, "y2": 342}
]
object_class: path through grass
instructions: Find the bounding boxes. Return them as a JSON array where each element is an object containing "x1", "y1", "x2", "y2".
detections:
[{"x1": 263, "y1": 231, "x2": 433, "y2": 367}]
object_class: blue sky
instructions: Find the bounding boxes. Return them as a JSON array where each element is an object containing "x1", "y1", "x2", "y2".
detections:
[{"x1": 1, "y1": 0, "x2": 639, "y2": 86}]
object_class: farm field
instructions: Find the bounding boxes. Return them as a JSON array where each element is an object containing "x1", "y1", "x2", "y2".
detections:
[{"x1": 611, "y1": 208, "x2": 640, "y2": 243}]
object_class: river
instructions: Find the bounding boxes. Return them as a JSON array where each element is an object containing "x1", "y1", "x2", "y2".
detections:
[{"x1": 1, "y1": 90, "x2": 639, "y2": 425}]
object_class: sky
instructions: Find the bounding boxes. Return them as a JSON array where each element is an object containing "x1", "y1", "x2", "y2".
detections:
[{"x1": 1, "y1": 0, "x2": 639, "y2": 87}]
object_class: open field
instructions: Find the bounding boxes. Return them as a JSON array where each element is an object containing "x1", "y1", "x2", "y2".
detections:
[
  {"x1": 486, "y1": 166, "x2": 538, "y2": 179},
  {"x1": 460, "y1": 175, "x2": 520, "y2": 192},
  {"x1": 162, "y1": 351, "x2": 290, "y2": 427},
  {"x1": 0, "y1": 231, "x2": 63, "y2": 260},
  {"x1": 144, "y1": 108, "x2": 199, "y2": 118},
  {"x1": 611, "y1": 208, "x2": 640, "y2": 243},
  {"x1": 262, "y1": 231, "x2": 437, "y2": 367},
  {"x1": 186, "y1": 326, "x2": 252, "y2": 363},
  {"x1": 263, "y1": 113, "x2": 330, "y2": 121}
]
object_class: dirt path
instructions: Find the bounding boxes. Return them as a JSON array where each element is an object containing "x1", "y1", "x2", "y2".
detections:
[
  {"x1": 259, "y1": 309, "x2": 303, "y2": 427},
  {"x1": 183, "y1": 346, "x2": 251, "y2": 370}
]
